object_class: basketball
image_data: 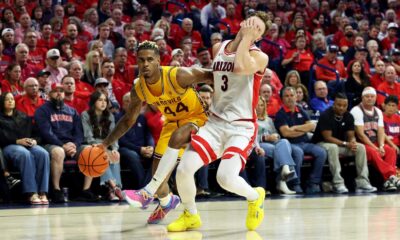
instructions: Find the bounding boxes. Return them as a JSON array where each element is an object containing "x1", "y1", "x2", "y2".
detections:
[{"x1": 78, "y1": 146, "x2": 109, "y2": 177}]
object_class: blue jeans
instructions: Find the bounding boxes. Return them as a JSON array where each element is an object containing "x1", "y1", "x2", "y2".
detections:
[
  {"x1": 100, "y1": 162, "x2": 122, "y2": 187},
  {"x1": 260, "y1": 139, "x2": 301, "y2": 182},
  {"x1": 241, "y1": 149, "x2": 267, "y2": 188},
  {"x1": 291, "y1": 143, "x2": 327, "y2": 185},
  {"x1": 3, "y1": 145, "x2": 50, "y2": 193},
  {"x1": 119, "y1": 147, "x2": 152, "y2": 189}
]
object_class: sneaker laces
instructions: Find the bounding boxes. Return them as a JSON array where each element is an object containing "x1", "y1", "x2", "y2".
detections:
[
  {"x1": 149, "y1": 205, "x2": 166, "y2": 219},
  {"x1": 137, "y1": 189, "x2": 151, "y2": 200}
]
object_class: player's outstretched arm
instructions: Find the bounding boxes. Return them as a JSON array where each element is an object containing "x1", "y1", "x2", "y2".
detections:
[
  {"x1": 176, "y1": 67, "x2": 213, "y2": 88},
  {"x1": 102, "y1": 88, "x2": 143, "y2": 148},
  {"x1": 233, "y1": 20, "x2": 268, "y2": 75}
]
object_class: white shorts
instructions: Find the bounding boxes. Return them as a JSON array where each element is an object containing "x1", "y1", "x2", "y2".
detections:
[{"x1": 190, "y1": 115, "x2": 257, "y2": 169}]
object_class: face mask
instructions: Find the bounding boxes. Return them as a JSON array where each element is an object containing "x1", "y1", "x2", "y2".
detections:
[{"x1": 50, "y1": 98, "x2": 64, "y2": 109}]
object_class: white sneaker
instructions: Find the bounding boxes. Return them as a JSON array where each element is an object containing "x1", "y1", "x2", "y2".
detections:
[
  {"x1": 355, "y1": 184, "x2": 377, "y2": 193},
  {"x1": 332, "y1": 185, "x2": 349, "y2": 194},
  {"x1": 276, "y1": 181, "x2": 296, "y2": 195}
]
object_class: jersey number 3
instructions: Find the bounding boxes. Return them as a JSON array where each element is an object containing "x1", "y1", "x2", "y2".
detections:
[
  {"x1": 221, "y1": 75, "x2": 228, "y2": 91},
  {"x1": 164, "y1": 102, "x2": 189, "y2": 116}
]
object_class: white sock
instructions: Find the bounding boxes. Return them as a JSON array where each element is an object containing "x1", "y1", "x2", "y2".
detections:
[
  {"x1": 144, "y1": 147, "x2": 180, "y2": 195},
  {"x1": 159, "y1": 194, "x2": 171, "y2": 207}
]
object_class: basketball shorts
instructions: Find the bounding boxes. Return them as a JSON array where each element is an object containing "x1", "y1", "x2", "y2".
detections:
[
  {"x1": 190, "y1": 115, "x2": 257, "y2": 169},
  {"x1": 154, "y1": 114, "x2": 207, "y2": 159}
]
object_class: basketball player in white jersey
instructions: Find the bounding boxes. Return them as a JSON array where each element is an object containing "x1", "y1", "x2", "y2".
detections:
[{"x1": 167, "y1": 11, "x2": 271, "y2": 232}]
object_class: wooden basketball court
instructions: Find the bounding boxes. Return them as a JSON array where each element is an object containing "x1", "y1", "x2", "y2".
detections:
[{"x1": 0, "y1": 194, "x2": 399, "y2": 239}]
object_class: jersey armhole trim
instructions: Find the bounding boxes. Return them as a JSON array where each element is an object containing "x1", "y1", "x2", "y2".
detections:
[{"x1": 167, "y1": 66, "x2": 187, "y2": 96}]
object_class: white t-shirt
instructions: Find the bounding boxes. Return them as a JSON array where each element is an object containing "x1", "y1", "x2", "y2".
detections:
[{"x1": 350, "y1": 105, "x2": 384, "y2": 127}]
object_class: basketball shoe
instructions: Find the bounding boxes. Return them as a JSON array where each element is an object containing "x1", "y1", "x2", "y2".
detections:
[
  {"x1": 148, "y1": 194, "x2": 181, "y2": 224},
  {"x1": 167, "y1": 210, "x2": 202, "y2": 232},
  {"x1": 123, "y1": 189, "x2": 154, "y2": 209},
  {"x1": 246, "y1": 187, "x2": 266, "y2": 231}
]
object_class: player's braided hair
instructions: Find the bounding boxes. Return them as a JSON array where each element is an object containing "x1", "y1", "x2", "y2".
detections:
[
  {"x1": 248, "y1": 11, "x2": 272, "y2": 36},
  {"x1": 137, "y1": 40, "x2": 160, "y2": 55}
]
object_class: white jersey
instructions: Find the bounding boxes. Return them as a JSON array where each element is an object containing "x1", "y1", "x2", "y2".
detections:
[{"x1": 210, "y1": 40, "x2": 264, "y2": 122}]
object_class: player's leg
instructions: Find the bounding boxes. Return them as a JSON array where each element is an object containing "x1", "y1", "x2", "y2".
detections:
[{"x1": 167, "y1": 147, "x2": 205, "y2": 232}]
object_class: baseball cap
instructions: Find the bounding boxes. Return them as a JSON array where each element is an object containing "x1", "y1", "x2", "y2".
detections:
[
  {"x1": 171, "y1": 48, "x2": 183, "y2": 57},
  {"x1": 1, "y1": 28, "x2": 14, "y2": 37},
  {"x1": 50, "y1": 83, "x2": 64, "y2": 92},
  {"x1": 327, "y1": 45, "x2": 339, "y2": 53},
  {"x1": 388, "y1": 22, "x2": 399, "y2": 30},
  {"x1": 46, "y1": 49, "x2": 60, "y2": 59},
  {"x1": 94, "y1": 78, "x2": 109, "y2": 87},
  {"x1": 37, "y1": 69, "x2": 51, "y2": 77},
  {"x1": 391, "y1": 48, "x2": 400, "y2": 56}
]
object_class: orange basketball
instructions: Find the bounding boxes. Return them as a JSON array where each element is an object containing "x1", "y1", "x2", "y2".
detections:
[{"x1": 78, "y1": 146, "x2": 109, "y2": 177}]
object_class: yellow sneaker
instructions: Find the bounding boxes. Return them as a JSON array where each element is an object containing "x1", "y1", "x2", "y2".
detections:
[
  {"x1": 246, "y1": 187, "x2": 265, "y2": 231},
  {"x1": 167, "y1": 210, "x2": 202, "y2": 232}
]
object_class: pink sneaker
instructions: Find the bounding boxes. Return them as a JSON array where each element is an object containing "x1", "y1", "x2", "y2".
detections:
[
  {"x1": 147, "y1": 194, "x2": 180, "y2": 224},
  {"x1": 123, "y1": 189, "x2": 154, "y2": 209}
]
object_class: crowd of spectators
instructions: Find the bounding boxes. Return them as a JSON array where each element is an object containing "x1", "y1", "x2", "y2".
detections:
[{"x1": 1, "y1": 0, "x2": 400, "y2": 204}]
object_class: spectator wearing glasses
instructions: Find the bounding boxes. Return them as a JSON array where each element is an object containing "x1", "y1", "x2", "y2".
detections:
[
  {"x1": 16, "y1": 77, "x2": 45, "y2": 118},
  {"x1": 44, "y1": 49, "x2": 68, "y2": 85},
  {"x1": 315, "y1": 45, "x2": 347, "y2": 82}
]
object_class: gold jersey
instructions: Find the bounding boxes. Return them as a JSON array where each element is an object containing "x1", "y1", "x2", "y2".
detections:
[{"x1": 134, "y1": 66, "x2": 206, "y2": 123}]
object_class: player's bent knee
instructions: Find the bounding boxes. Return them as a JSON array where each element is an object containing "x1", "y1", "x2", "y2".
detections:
[
  {"x1": 216, "y1": 172, "x2": 231, "y2": 188},
  {"x1": 51, "y1": 147, "x2": 65, "y2": 162}
]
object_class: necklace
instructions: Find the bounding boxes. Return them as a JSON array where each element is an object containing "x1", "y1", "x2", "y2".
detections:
[{"x1": 334, "y1": 114, "x2": 343, "y2": 121}]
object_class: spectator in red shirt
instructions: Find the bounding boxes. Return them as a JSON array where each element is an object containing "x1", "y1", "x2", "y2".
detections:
[
  {"x1": 1, "y1": 63, "x2": 23, "y2": 97},
  {"x1": 182, "y1": 44, "x2": 196, "y2": 67},
  {"x1": 175, "y1": 18, "x2": 203, "y2": 52},
  {"x1": 315, "y1": 45, "x2": 347, "y2": 82},
  {"x1": 82, "y1": 8, "x2": 99, "y2": 39},
  {"x1": 339, "y1": 24, "x2": 355, "y2": 53},
  {"x1": 125, "y1": 36, "x2": 137, "y2": 66},
  {"x1": 332, "y1": 16, "x2": 350, "y2": 45},
  {"x1": 68, "y1": 60, "x2": 94, "y2": 100},
  {"x1": 155, "y1": 37, "x2": 172, "y2": 66},
  {"x1": 113, "y1": 48, "x2": 136, "y2": 88},
  {"x1": 381, "y1": 23, "x2": 398, "y2": 55},
  {"x1": 370, "y1": 60, "x2": 386, "y2": 89},
  {"x1": 260, "y1": 83, "x2": 281, "y2": 119},
  {"x1": 134, "y1": 19, "x2": 150, "y2": 43},
  {"x1": 383, "y1": 95, "x2": 400, "y2": 153},
  {"x1": 37, "y1": 24, "x2": 57, "y2": 50},
  {"x1": 24, "y1": 31, "x2": 47, "y2": 69},
  {"x1": 101, "y1": 60, "x2": 128, "y2": 107},
  {"x1": 220, "y1": 3, "x2": 240, "y2": 35},
  {"x1": 61, "y1": 76, "x2": 88, "y2": 114},
  {"x1": 282, "y1": 36, "x2": 314, "y2": 87},
  {"x1": 377, "y1": 66, "x2": 400, "y2": 108},
  {"x1": 262, "y1": 68, "x2": 282, "y2": 100},
  {"x1": 16, "y1": 77, "x2": 45, "y2": 118},
  {"x1": 65, "y1": 24, "x2": 88, "y2": 60},
  {"x1": 15, "y1": 43, "x2": 40, "y2": 82}
]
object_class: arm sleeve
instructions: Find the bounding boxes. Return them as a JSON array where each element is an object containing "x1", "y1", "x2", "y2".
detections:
[
  {"x1": 34, "y1": 107, "x2": 64, "y2": 146},
  {"x1": 350, "y1": 106, "x2": 364, "y2": 126},
  {"x1": 376, "y1": 108, "x2": 384, "y2": 127},
  {"x1": 81, "y1": 111, "x2": 95, "y2": 145},
  {"x1": 109, "y1": 114, "x2": 119, "y2": 150}
]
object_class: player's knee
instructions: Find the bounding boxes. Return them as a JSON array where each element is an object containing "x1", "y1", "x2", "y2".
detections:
[
  {"x1": 51, "y1": 147, "x2": 65, "y2": 163},
  {"x1": 216, "y1": 171, "x2": 231, "y2": 188}
]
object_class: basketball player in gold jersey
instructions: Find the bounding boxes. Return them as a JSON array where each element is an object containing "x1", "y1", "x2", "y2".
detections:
[{"x1": 100, "y1": 41, "x2": 212, "y2": 224}]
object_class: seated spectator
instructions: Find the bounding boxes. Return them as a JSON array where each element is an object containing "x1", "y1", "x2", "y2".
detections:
[
  {"x1": 171, "y1": 48, "x2": 184, "y2": 66},
  {"x1": 315, "y1": 45, "x2": 347, "y2": 82},
  {"x1": 81, "y1": 91, "x2": 123, "y2": 201},
  {"x1": 82, "y1": 50, "x2": 102, "y2": 86},
  {"x1": 220, "y1": 3, "x2": 240, "y2": 35},
  {"x1": 113, "y1": 48, "x2": 136, "y2": 87},
  {"x1": 262, "y1": 69, "x2": 282, "y2": 99},
  {"x1": 261, "y1": 24, "x2": 290, "y2": 61},
  {"x1": 62, "y1": 76, "x2": 88, "y2": 114},
  {"x1": 390, "y1": 48, "x2": 400, "y2": 75},
  {"x1": 175, "y1": 18, "x2": 203, "y2": 52},
  {"x1": 68, "y1": 60, "x2": 94, "y2": 100},
  {"x1": 88, "y1": 23, "x2": 115, "y2": 60},
  {"x1": 295, "y1": 84, "x2": 311, "y2": 112},
  {"x1": 370, "y1": 60, "x2": 386, "y2": 89},
  {"x1": 210, "y1": 32, "x2": 223, "y2": 48},
  {"x1": 125, "y1": 36, "x2": 137, "y2": 66},
  {"x1": 155, "y1": 37, "x2": 172, "y2": 67},
  {"x1": 284, "y1": 70, "x2": 301, "y2": 87},
  {"x1": 282, "y1": 36, "x2": 314, "y2": 87},
  {"x1": 133, "y1": 19, "x2": 151, "y2": 43},
  {"x1": 94, "y1": 77, "x2": 119, "y2": 112},
  {"x1": 350, "y1": 87, "x2": 399, "y2": 191},
  {"x1": 310, "y1": 81, "x2": 333, "y2": 115},
  {"x1": 383, "y1": 95, "x2": 400, "y2": 154},
  {"x1": 37, "y1": 70, "x2": 51, "y2": 100},
  {"x1": 256, "y1": 96, "x2": 298, "y2": 194},
  {"x1": 346, "y1": 48, "x2": 372, "y2": 77},
  {"x1": 312, "y1": 93, "x2": 377, "y2": 194},
  {"x1": 275, "y1": 87, "x2": 327, "y2": 194},
  {"x1": 65, "y1": 24, "x2": 88, "y2": 60},
  {"x1": 344, "y1": 35, "x2": 366, "y2": 66},
  {"x1": 345, "y1": 60, "x2": 371, "y2": 108},
  {"x1": 377, "y1": 66, "x2": 400, "y2": 108},
  {"x1": 194, "y1": 47, "x2": 212, "y2": 69},
  {"x1": 200, "y1": 0, "x2": 226, "y2": 29},
  {"x1": 2, "y1": 28, "x2": 17, "y2": 58},
  {"x1": 0, "y1": 39, "x2": 12, "y2": 77},
  {"x1": 1, "y1": 64, "x2": 23, "y2": 97},
  {"x1": 339, "y1": 24, "x2": 355, "y2": 53},
  {"x1": 366, "y1": 39, "x2": 381, "y2": 67},
  {"x1": 15, "y1": 43, "x2": 40, "y2": 82},
  {"x1": 182, "y1": 44, "x2": 197, "y2": 67},
  {"x1": 260, "y1": 83, "x2": 280, "y2": 118},
  {"x1": 311, "y1": 33, "x2": 327, "y2": 61},
  {"x1": 44, "y1": 49, "x2": 68, "y2": 85},
  {"x1": 0, "y1": 92, "x2": 50, "y2": 204},
  {"x1": 82, "y1": 8, "x2": 99, "y2": 38},
  {"x1": 55, "y1": 38, "x2": 78, "y2": 67},
  {"x1": 117, "y1": 93, "x2": 154, "y2": 190},
  {"x1": 23, "y1": 31, "x2": 47, "y2": 69},
  {"x1": 16, "y1": 78, "x2": 45, "y2": 118},
  {"x1": 100, "y1": 59, "x2": 128, "y2": 108},
  {"x1": 34, "y1": 83, "x2": 84, "y2": 203},
  {"x1": 37, "y1": 24, "x2": 57, "y2": 50},
  {"x1": 381, "y1": 22, "x2": 398, "y2": 55}
]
